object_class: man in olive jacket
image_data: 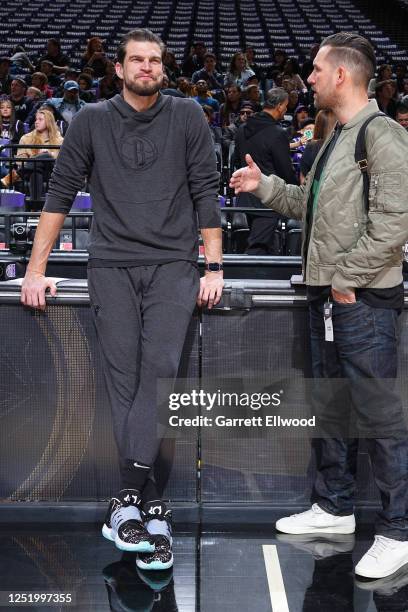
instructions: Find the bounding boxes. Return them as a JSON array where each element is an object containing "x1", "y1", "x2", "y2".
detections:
[{"x1": 231, "y1": 32, "x2": 408, "y2": 581}]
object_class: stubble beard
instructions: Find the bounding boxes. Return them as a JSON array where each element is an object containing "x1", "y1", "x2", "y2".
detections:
[{"x1": 124, "y1": 74, "x2": 163, "y2": 97}]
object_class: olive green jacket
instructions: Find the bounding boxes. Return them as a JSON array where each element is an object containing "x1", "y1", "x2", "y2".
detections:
[{"x1": 253, "y1": 100, "x2": 408, "y2": 293}]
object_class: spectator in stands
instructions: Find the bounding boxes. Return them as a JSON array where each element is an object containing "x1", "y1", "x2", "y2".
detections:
[
  {"x1": 176, "y1": 76, "x2": 194, "y2": 98},
  {"x1": 281, "y1": 58, "x2": 307, "y2": 94},
  {"x1": 0, "y1": 97, "x2": 27, "y2": 183},
  {"x1": 395, "y1": 63, "x2": 407, "y2": 95},
  {"x1": 78, "y1": 73, "x2": 96, "y2": 103},
  {"x1": 285, "y1": 90, "x2": 300, "y2": 116},
  {"x1": 0, "y1": 57, "x2": 12, "y2": 96},
  {"x1": 267, "y1": 49, "x2": 288, "y2": 82},
  {"x1": 245, "y1": 47, "x2": 263, "y2": 84},
  {"x1": 16, "y1": 108, "x2": 63, "y2": 201},
  {"x1": 243, "y1": 84, "x2": 262, "y2": 112},
  {"x1": 299, "y1": 109, "x2": 336, "y2": 183},
  {"x1": 26, "y1": 87, "x2": 43, "y2": 102},
  {"x1": 182, "y1": 41, "x2": 207, "y2": 77},
  {"x1": 52, "y1": 68, "x2": 80, "y2": 98},
  {"x1": 202, "y1": 105, "x2": 222, "y2": 145},
  {"x1": 47, "y1": 81, "x2": 86, "y2": 124},
  {"x1": 193, "y1": 80, "x2": 219, "y2": 111},
  {"x1": 80, "y1": 37, "x2": 108, "y2": 79},
  {"x1": 0, "y1": 97, "x2": 26, "y2": 142},
  {"x1": 192, "y1": 53, "x2": 224, "y2": 90},
  {"x1": 288, "y1": 104, "x2": 309, "y2": 140},
  {"x1": 396, "y1": 103, "x2": 408, "y2": 130},
  {"x1": 36, "y1": 39, "x2": 70, "y2": 75},
  {"x1": 9, "y1": 77, "x2": 34, "y2": 122},
  {"x1": 234, "y1": 87, "x2": 297, "y2": 255},
  {"x1": 368, "y1": 63, "x2": 393, "y2": 96},
  {"x1": 163, "y1": 51, "x2": 181, "y2": 87},
  {"x1": 222, "y1": 101, "x2": 255, "y2": 153},
  {"x1": 220, "y1": 84, "x2": 242, "y2": 127},
  {"x1": 39, "y1": 60, "x2": 62, "y2": 89},
  {"x1": 301, "y1": 43, "x2": 320, "y2": 83},
  {"x1": 161, "y1": 74, "x2": 185, "y2": 97},
  {"x1": 30, "y1": 72, "x2": 53, "y2": 99},
  {"x1": 375, "y1": 80, "x2": 397, "y2": 119},
  {"x1": 290, "y1": 118, "x2": 315, "y2": 176},
  {"x1": 225, "y1": 52, "x2": 255, "y2": 89},
  {"x1": 98, "y1": 61, "x2": 122, "y2": 100}
]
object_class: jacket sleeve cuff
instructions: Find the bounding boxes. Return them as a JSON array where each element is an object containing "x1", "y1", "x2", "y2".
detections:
[
  {"x1": 331, "y1": 271, "x2": 357, "y2": 294},
  {"x1": 252, "y1": 173, "x2": 275, "y2": 203}
]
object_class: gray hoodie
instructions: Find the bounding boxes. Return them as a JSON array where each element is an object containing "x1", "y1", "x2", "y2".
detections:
[{"x1": 44, "y1": 93, "x2": 220, "y2": 266}]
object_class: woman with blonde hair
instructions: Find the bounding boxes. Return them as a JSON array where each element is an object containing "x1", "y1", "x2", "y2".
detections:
[{"x1": 17, "y1": 107, "x2": 63, "y2": 203}]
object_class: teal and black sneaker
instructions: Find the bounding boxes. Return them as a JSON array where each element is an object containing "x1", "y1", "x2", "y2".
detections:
[
  {"x1": 102, "y1": 489, "x2": 155, "y2": 553},
  {"x1": 136, "y1": 502, "x2": 173, "y2": 571}
]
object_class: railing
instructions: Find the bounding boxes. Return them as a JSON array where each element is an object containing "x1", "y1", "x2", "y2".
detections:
[{"x1": 0, "y1": 144, "x2": 64, "y2": 210}]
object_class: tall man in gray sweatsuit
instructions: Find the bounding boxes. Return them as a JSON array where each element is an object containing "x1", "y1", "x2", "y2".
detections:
[
  {"x1": 231, "y1": 32, "x2": 408, "y2": 581},
  {"x1": 21, "y1": 28, "x2": 224, "y2": 571}
]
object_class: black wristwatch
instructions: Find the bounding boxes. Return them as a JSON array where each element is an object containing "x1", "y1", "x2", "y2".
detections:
[{"x1": 205, "y1": 262, "x2": 224, "y2": 272}]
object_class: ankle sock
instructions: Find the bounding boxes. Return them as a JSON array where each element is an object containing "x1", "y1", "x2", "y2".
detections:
[{"x1": 120, "y1": 459, "x2": 151, "y2": 492}]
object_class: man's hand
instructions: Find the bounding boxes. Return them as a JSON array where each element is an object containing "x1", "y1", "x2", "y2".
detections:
[
  {"x1": 229, "y1": 154, "x2": 262, "y2": 194},
  {"x1": 21, "y1": 271, "x2": 57, "y2": 310},
  {"x1": 197, "y1": 272, "x2": 224, "y2": 309},
  {"x1": 332, "y1": 288, "x2": 356, "y2": 304}
]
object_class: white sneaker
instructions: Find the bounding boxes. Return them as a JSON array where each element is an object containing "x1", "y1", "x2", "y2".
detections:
[
  {"x1": 275, "y1": 504, "x2": 356, "y2": 535},
  {"x1": 355, "y1": 535, "x2": 408, "y2": 579}
]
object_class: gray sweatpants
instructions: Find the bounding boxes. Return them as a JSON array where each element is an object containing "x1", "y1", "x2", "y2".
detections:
[{"x1": 88, "y1": 261, "x2": 199, "y2": 466}]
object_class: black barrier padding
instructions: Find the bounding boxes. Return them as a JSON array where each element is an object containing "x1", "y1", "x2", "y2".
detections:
[
  {"x1": 0, "y1": 305, "x2": 198, "y2": 502},
  {"x1": 199, "y1": 308, "x2": 408, "y2": 505}
]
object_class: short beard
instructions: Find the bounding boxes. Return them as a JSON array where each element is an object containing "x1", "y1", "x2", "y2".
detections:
[{"x1": 124, "y1": 76, "x2": 162, "y2": 97}]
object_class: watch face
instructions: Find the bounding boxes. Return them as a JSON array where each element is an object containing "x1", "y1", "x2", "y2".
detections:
[{"x1": 207, "y1": 263, "x2": 222, "y2": 272}]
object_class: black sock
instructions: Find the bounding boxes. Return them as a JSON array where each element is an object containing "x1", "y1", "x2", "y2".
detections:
[
  {"x1": 142, "y1": 478, "x2": 161, "y2": 507},
  {"x1": 120, "y1": 458, "x2": 151, "y2": 492}
]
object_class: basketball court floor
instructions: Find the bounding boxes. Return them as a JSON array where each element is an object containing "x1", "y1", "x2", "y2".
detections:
[{"x1": 1, "y1": 522, "x2": 407, "y2": 611}]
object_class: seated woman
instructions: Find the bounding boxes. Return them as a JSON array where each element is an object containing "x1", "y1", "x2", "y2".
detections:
[
  {"x1": 17, "y1": 107, "x2": 63, "y2": 205},
  {"x1": 224, "y1": 52, "x2": 255, "y2": 88},
  {"x1": 299, "y1": 109, "x2": 336, "y2": 183},
  {"x1": 80, "y1": 37, "x2": 109, "y2": 79},
  {"x1": 0, "y1": 97, "x2": 26, "y2": 184}
]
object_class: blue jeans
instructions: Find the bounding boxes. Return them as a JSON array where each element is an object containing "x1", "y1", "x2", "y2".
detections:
[{"x1": 309, "y1": 298, "x2": 408, "y2": 540}]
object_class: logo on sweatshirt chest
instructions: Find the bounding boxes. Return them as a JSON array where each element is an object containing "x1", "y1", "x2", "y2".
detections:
[{"x1": 121, "y1": 135, "x2": 158, "y2": 171}]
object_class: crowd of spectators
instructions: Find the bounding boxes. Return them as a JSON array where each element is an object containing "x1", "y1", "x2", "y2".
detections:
[{"x1": 0, "y1": 36, "x2": 407, "y2": 199}]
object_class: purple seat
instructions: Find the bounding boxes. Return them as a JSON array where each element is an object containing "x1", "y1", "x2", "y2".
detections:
[
  {"x1": 72, "y1": 192, "x2": 92, "y2": 210},
  {"x1": 0, "y1": 189, "x2": 25, "y2": 209},
  {"x1": 0, "y1": 138, "x2": 11, "y2": 159},
  {"x1": 218, "y1": 195, "x2": 226, "y2": 207}
]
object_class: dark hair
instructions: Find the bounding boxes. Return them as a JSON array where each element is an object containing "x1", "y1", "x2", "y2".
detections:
[
  {"x1": 48, "y1": 38, "x2": 61, "y2": 51},
  {"x1": 204, "y1": 53, "x2": 216, "y2": 62},
  {"x1": 0, "y1": 97, "x2": 17, "y2": 139},
  {"x1": 117, "y1": 28, "x2": 165, "y2": 64},
  {"x1": 229, "y1": 52, "x2": 247, "y2": 75},
  {"x1": 284, "y1": 57, "x2": 300, "y2": 75},
  {"x1": 78, "y1": 72, "x2": 93, "y2": 89},
  {"x1": 396, "y1": 102, "x2": 408, "y2": 115},
  {"x1": 299, "y1": 118, "x2": 315, "y2": 130},
  {"x1": 320, "y1": 32, "x2": 375, "y2": 88}
]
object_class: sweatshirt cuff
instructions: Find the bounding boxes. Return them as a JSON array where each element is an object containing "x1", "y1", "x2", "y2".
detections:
[{"x1": 252, "y1": 174, "x2": 275, "y2": 203}]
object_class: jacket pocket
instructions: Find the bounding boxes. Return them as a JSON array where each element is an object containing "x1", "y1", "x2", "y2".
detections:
[{"x1": 369, "y1": 172, "x2": 404, "y2": 212}]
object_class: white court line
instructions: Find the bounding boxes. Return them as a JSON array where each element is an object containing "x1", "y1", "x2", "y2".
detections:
[{"x1": 263, "y1": 544, "x2": 290, "y2": 612}]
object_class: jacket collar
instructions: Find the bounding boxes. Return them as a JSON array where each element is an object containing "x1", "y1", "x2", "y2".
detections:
[{"x1": 341, "y1": 99, "x2": 380, "y2": 130}]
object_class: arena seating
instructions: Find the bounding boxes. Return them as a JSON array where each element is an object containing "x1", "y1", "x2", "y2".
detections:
[{"x1": 0, "y1": 0, "x2": 407, "y2": 67}]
